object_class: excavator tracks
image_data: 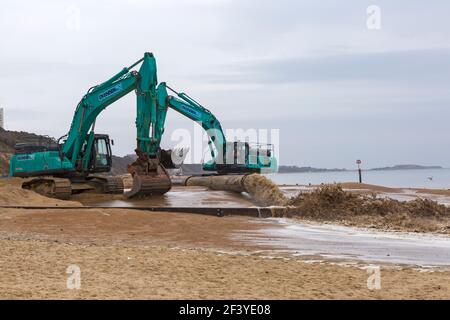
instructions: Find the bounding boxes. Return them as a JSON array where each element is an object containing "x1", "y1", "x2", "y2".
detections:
[
  {"x1": 103, "y1": 176, "x2": 125, "y2": 194},
  {"x1": 22, "y1": 175, "x2": 125, "y2": 200},
  {"x1": 22, "y1": 177, "x2": 72, "y2": 200},
  {"x1": 88, "y1": 175, "x2": 125, "y2": 194}
]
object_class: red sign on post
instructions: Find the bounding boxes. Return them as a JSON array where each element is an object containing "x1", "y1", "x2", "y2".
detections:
[{"x1": 356, "y1": 159, "x2": 362, "y2": 165}]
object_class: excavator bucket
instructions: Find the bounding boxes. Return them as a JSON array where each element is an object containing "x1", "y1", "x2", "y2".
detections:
[
  {"x1": 125, "y1": 171, "x2": 172, "y2": 198},
  {"x1": 124, "y1": 151, "x2": 172, "y2": 198}
]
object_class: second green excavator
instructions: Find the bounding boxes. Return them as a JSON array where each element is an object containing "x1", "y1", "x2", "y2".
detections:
[{"x1": 9, "y1": 53, "x2": 278, "y2": 199}]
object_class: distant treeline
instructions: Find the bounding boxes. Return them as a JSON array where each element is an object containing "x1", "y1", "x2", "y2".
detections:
[
  {"x1": 370, "y1": 164, "x2": 442, "y2": 171},
  {"x1": 278, "y1": 164, "x2": 443, "y2": 173},
  {"x1": 178, "y1": 164, "x2": 347, "y2": 174},
  {"x1": 278, "y1": 166, "x2": 347, "y2": 173},
  {"x1": 173, "y1": 164, "x2": 444, "y2": 175}
]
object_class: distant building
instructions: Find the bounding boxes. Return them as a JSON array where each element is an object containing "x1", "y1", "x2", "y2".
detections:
[{"x1": 0, "y1": 108, "x2": 4, "y2": 129}]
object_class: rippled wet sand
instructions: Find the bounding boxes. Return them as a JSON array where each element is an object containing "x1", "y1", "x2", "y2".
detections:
[{"x1": 234, "y1": 218, "x2": 450, "y2": 267}]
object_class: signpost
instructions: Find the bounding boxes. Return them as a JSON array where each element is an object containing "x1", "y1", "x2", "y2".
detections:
[{"x1": 356, "y1": 159, "x2": 362, "y2": 183}]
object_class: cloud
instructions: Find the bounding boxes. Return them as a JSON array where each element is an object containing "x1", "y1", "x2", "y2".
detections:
[{"x1": 196, "y1": 48, "x2": 450, "y2": 85}]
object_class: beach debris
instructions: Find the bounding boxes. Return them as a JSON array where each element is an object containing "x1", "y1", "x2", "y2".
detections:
[
  {"x1": 287, "y1": 184, "x2": 450, "y2": 233},
  {"x1": 288, "y1": 184, "x2": 448, "y2": 218}
]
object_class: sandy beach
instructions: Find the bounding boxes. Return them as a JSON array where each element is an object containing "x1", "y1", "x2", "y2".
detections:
[{"x1": 0, "y1": 178, "x2": 449, "y2": 299}]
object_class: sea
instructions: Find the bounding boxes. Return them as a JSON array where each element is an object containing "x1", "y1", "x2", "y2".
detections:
[{"x1": 266, "y1": 168, "x2": 450, "y2": 189}]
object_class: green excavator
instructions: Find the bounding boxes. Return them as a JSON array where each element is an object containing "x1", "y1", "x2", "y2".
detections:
[{"x1": 9, "y1": 53, "x2": 278, "y2": 199}]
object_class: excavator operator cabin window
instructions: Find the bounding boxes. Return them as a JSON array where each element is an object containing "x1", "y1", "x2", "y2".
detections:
[{"x1": 95, "y1": 139, "x2": 109, "y2": 168}]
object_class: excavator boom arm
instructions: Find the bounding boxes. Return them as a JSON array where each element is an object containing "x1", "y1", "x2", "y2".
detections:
[
  {"x1": 63, "y1": 72, "x2": 138, "y2": 167},
  {"x1": 158, "y1": 83, "x2": 226, "y2": 162},
  {"x1": 158, "y1": 83, "x2": 277, "y2": 173},
  {"x1": 61, "y1": 53, "x2": 160, "y2": 171}
]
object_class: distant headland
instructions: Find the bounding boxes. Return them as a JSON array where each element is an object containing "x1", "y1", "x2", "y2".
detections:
[{"x1": 278, "y1": 164, "x2": 443, "y2": 173}]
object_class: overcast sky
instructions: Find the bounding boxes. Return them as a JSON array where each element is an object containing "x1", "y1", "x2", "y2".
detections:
[{"x1": 0, "y1": 0, "x2": 449, "y2": 168}]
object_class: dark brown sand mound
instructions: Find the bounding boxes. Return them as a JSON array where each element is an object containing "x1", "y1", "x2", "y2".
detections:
[
  {"x1": 289, "y1": 184, "x2": 447, "y2": 217},
  {"x1": 287, "y1": 184, "x2": 450, "y2": 233}
]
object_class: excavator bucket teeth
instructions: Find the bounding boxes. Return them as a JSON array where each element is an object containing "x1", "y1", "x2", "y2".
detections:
[{"x1": 124, "y1": 173, "x2": 172, "y2": 198}]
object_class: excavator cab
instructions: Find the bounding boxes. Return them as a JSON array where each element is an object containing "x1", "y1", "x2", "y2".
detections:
[
  {"x1": 83, "y1": 134, "x2": 113, "y2": 173},
  {"x1": 208, "y1": 141, "x2": 277, "y2": 174}
]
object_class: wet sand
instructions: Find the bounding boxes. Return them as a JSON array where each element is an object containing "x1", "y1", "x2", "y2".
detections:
[
  {"x1": 72, "y1": 186, "x2": 255, "y2": 208},
  {"x1": 0, "y1": 209, "x2": 449, "y2": 299},
  {"x1": 0, "y1": 208, "x2": 263, "y2": 250},
  {"x1": 236, "y1": 219, "x2": 450, "y2": 267},
  {"x1": 1, "y1": 208, "x2": 448, "y2": 267}
]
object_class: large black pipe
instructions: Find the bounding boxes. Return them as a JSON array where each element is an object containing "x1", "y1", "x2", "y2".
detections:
[{"x1": 184, "y1": 174, "x2": 250, "y2": 193}]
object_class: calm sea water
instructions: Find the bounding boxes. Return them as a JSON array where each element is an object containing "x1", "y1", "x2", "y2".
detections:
[{"x1": 266, "y1": 168, "x2": 450, "y2": 189}]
